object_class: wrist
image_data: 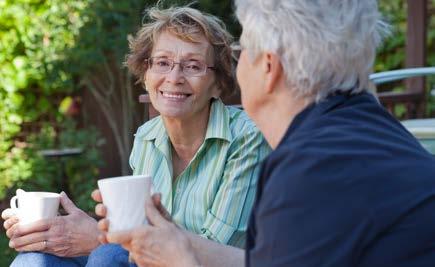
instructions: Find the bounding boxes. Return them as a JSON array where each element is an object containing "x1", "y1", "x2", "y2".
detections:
[
  {"x1": 178, "y1": 229, "x2": 201, "y2": 267},
  {"x1": 84, "y1": 220, "x2": 101, "y2": 254},
  {"x1": 181, "y1": 254, "x2": 201, "y2": 267}
]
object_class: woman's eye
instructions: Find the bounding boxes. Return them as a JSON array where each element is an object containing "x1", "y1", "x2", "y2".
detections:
[
  {"x1": 185, "y1": 62, "x2": 201, "y2": 70},
  {"x1": 156, "y1": 60, "x2": 170, "y2": 67}
]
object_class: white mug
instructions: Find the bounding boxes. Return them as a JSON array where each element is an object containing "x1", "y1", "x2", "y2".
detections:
[
  {"x1": 10, "y1": 189, "x2": 60, "y2": 225},
  {"x1": 98, "y1": 175, "x2": 152, "y2": 232}
]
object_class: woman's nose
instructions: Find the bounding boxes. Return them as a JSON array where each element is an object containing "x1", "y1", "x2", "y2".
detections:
[{"x1": 165, "y1": 64, "x2": 185, "y2": 83}]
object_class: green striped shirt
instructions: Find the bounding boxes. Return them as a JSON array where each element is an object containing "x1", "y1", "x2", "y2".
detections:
[{"x1": 129, "y1": 99, "x2": 270, "y2": 247}]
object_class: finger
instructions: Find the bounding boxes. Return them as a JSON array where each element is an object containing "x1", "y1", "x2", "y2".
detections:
[
  {"x1": 2, "y1": 208, "x2": 15, "y2": 220},
  {"x1": 9, "y1": 231, "x2": 47, "y2": 249},
  {"x1": 91, "y1": 189, "x2": 102, "y2": 202},
  {"x1": 121, "y1": 242, "x2": 132, "y2": 251},
  {"x1": 95, "y1": 204, "x2": 106, "y2": 217},
  {"x1": 129, "y1": 251, "x2": 141, "y2": 265},
  {"x1": 151, "y1": 192, "x2": 161, "y2": 204},
  {"x1": 106, "y1": 230, "x2": 133, "y2": 244},
  {"x1": 6, "y1": 226, "x2": 14, "y2": 239},
  {"x1": 97, "y1": 218, "x2": 109, "y2": 232},
  {"x1": 8, "y1": 219, "x2": 50, "y2": 238},
  {"x1": 59, "y1": 192, "x2": 79, "y2": 214},
  {"x1": 98, "y1": 233, "x2": 108, "y2": 244},
  {"x1": 3, "y1": 216, "x2": 19, "y2": 231},
  {"x1": 146, "y1": 195, "x2": 170, "y2": 227},
  {"x1": 15, "y1": 240, "x2": 47, "y2": 252},
  {"x1": 152, "y1": 193, "x2": 172, "y2": 221},
  {"x1": 6, "y1": 222, "x2": 19, "y2": 238}
]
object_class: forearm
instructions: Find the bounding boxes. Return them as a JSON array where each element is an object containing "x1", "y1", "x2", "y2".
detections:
[{"x1": 185, "y1": 230, "x2": 245, "y2": 267}]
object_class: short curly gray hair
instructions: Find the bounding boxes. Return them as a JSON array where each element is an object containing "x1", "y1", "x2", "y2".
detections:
[
  {"x1": 125, "y1": 6, "x2": 235, "y2": 98},
  {"x1": 235, "y1": 0, "x2": 390, "y2": 103}
]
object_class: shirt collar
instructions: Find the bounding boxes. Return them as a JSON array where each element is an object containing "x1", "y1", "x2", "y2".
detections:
[
  {"x1": 137, "y1": 98, "x2": 232, "y2": 146},
  {"x1": 278, "y1": 92, "x2": 374, "y2": 148},
  {"x1": 138, "y1": 116, "x2": 167, "y2": 148},
  {"x1": 204, "y1": 98, "x2": 232, "y2": 142}
]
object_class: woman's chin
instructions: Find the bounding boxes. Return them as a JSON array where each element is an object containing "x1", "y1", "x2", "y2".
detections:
[{"x1": 158, "y1": 108, "x2": 189, "y2": 119}]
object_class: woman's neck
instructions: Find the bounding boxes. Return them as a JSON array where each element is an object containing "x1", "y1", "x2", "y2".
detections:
[
  {"x1": 162, "y1": 104, "x2": 211, "y2": 162},
  {"x1": 253, "y1": 90, "x2": 309, "y2": 149}
]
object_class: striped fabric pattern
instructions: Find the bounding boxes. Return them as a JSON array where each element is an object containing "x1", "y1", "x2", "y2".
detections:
[{"x1": 129, "y1": 98, "x2": 271, "y2": 248}]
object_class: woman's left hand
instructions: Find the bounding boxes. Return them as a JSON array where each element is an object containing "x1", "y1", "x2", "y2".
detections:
[
  {"x1": 106, "y1": 194, "x2": 200, "y2": 267},
  {"x1": 6, "y1": 192, "x2": 100, "y2": 257}
]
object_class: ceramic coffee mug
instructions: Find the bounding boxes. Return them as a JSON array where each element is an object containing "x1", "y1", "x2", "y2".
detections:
[
  {"x1": 10, "y1": 189, "x2": 60, "y2": 225},
  {"x1": 98, "y1": 175, "x2": 152, "y2": 232}
]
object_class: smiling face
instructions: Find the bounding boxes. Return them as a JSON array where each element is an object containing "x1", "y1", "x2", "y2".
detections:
[{"x1": 144, "y1": 32, "x2": 220, "y2": 120}]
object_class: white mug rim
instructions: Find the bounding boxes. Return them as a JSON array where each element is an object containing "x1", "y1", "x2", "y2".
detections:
[
  {"x1": 98, "y1": 174, "x2": 151, "y2": 185},
  {"x1": 18, "y1": 192, "x2": 60, "y2": 198}
]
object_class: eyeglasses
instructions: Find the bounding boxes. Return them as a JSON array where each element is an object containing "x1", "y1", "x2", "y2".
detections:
[
  {"x1": 231, "y1": 42, "x2": 241, "y2": 62},
  {"x1": 146, "y1": 57, "x2": 215, "y2": 77}
]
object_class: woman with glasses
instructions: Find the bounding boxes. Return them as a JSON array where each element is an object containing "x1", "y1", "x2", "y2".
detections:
[{"x1": 4, "y1": 5, "x2": 270, "y2": 267}]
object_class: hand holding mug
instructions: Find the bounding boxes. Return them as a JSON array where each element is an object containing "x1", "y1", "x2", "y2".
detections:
[
  {"x1": 91, "y1": 189, "x2": 108, "y2": 243},
  {"x1": 2, "y1": 189, "x2": 60, "y2": 237},
  {"x1": 2, "y1": 190, "x2": 99, "y2": 257},
  {"x1": 105, "y1": 194, "x2": 199, "y2": 267},
  {"x1": 9, "y1": 189, "x2": 60, "y2": 225}
]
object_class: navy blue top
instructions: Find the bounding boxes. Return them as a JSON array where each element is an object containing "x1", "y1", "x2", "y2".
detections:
[{"x1": 246, "y1": 92, "x2": 435, "y2": 267}]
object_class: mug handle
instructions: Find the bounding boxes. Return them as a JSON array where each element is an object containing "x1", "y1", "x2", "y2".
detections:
[{"x1": 10, "y1": 196, "x2": 18, "y2": 211}]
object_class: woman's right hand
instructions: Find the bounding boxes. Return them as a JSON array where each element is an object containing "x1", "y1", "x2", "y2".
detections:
[{"x1": 2, "y1": 192, "x2": 100, "y2": 257}]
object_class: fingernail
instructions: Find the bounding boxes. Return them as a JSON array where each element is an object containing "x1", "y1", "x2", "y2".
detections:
[{"x1": 9, "y1": 241, "x2": 14, "y2": 248}]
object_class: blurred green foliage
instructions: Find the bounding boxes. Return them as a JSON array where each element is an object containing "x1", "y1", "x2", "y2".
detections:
[
  {"x1": 0, "y1": 0, "x2": 105, "y2": 211},
  {"x1": 16, "y1": 119, "x2": 103, "y2": 211},
  {"x1": 376, "y1": 1, "x2": 408, "y2": 72},
  {"x1": 0, "y1": 233, "x2": 16, "y2": 266},
  {"x1": 376, "y1": 0, "x2": 435, "y2": 117}
]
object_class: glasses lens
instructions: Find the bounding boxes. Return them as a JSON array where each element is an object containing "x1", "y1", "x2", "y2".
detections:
[
  {"x1": 150, "y1": 58, "x2": 172, "y2": 73},
  {"x1": 148, "y1": 58, "x2": 208, "y2": 76},
  {"x1": 182, "y1": 60, "x2": 206, "y2": 76},
  {"x1": 231, "y1": 42, "x2": 241, "y2": 62}
]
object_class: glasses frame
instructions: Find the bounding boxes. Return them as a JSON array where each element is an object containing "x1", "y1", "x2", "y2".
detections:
[
  {"x1": 145, "y1": 57, "x2": 215, "y2": 77},
  {"x1": 231, "y1": 42, "x2": 241, "y2": 62}
]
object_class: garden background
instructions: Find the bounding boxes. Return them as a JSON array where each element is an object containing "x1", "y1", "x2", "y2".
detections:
[{"x1": 1, "y1": 0, "x2": 434, "y2": 265}]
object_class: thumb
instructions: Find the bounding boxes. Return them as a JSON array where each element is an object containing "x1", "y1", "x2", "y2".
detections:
[
  {"x1": 106, "y1": 230, "x2": 133, "y2": 245},
  {"x1": 152, "y1": 193, "x2": 172, "y2": 222},
  {"x1": 60, "y1": 191, "x2": 79, "y2": 214},
  {"x1": 145, "y1": 195, "x2": 170, "y2": 227}
]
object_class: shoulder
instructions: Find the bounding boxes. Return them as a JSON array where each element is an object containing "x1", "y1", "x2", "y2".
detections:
[
  {"x1": 134, "y1": 116, "x2": 164, "y2": 140},
  {"x1": 226, "y1": 106, "x2": 262, "y2": 137},
  {"x1": 219, "y1": 106, "x2": 270, "y2": 157},
  {"x1": 261, "y1": 99, "x2": 435, "y2": 199}
]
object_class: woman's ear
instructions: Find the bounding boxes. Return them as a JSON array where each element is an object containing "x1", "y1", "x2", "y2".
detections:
[
  {"x1": 212, "y1": 90, "x2": 221, "y2": 99},
  {"x1": 211, "y1": 83, "x2": 222, "y2": 99},
  {"x1": 264, "y1": 53, "x2": 283, "y2": 95}
]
